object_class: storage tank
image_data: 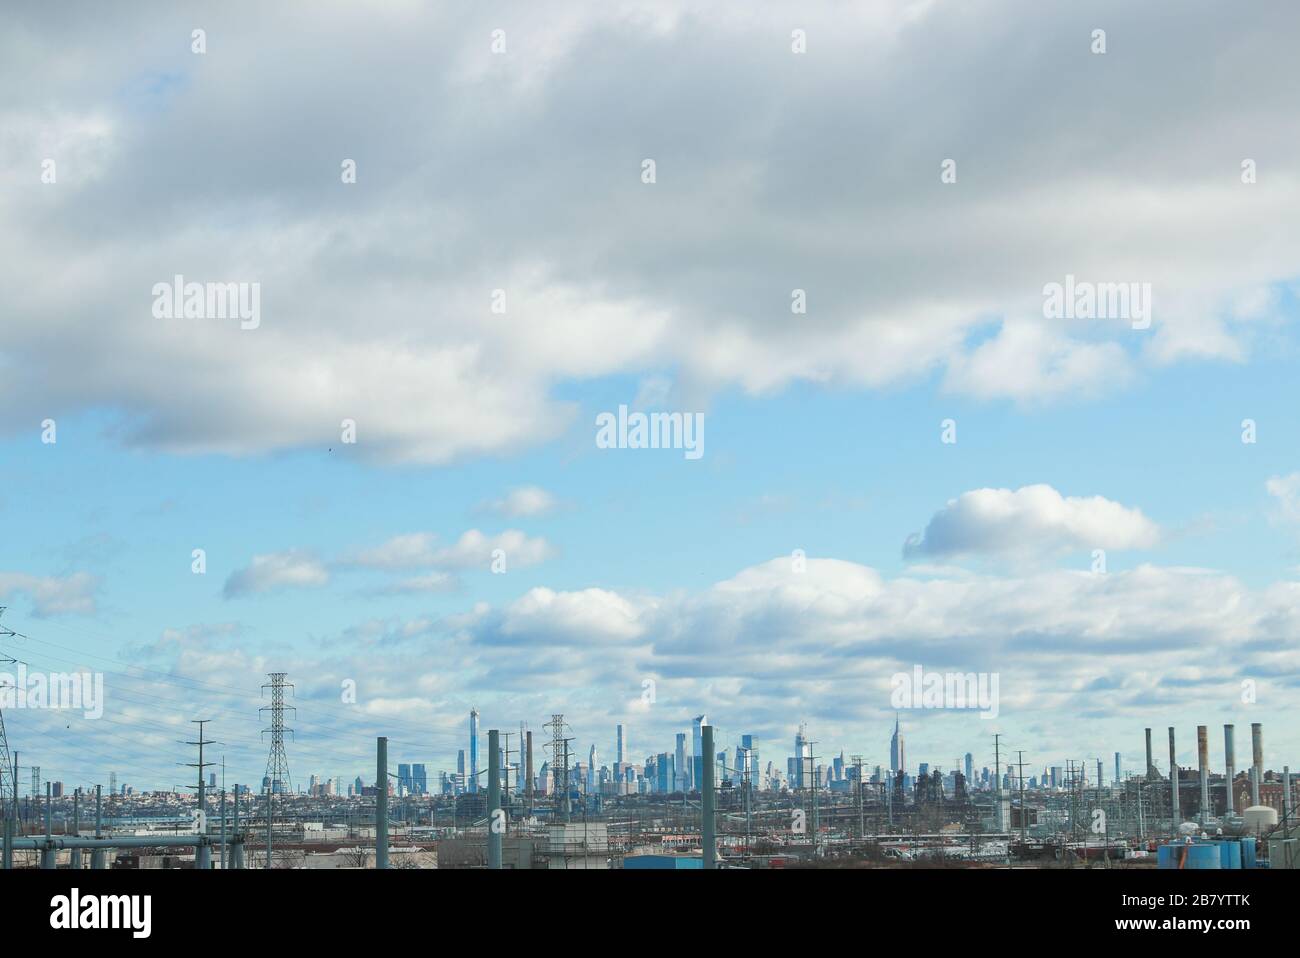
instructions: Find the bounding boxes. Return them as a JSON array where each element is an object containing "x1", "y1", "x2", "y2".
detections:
[{"x1": 1242, "y1": 805, "x2": 1278, "y2": 831}]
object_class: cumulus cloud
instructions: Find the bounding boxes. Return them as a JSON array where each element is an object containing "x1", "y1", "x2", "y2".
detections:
[
  {"x1": 27, "y1": 554, "x2": 1300, "y2": 787},
  {"x1": 496, "y1": 587, "x2": 647, "y2": 645},
  {"x1": 436, "y1": 555, "x2": 1293, "y2": 744},
  {"x1": 3, "y1": 2, "x2": 1299, "y2": 461},
  {"x1": 0, "y1": 571, "x2": 100, "y2": 617},
  {"x1": 904, "y1": 485, "x2": 1161, "y2": 559},
  {"x1": 222, "y1": 550, "x2": 330, "y2": 598}
]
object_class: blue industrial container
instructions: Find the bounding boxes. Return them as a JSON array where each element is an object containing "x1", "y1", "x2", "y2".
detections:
[
  {"x1": 1158, "y1": 843, "x2": 1221, "y2": 869},
  {"x1": 624, "y1": 854, "x2": 703, "y2": 870},
  {"x1": 1217, "y1": 840, "x2": 1240, "y2": 869},
  {"x1": 1241, "y1": 837, "x2": 1257, "y2": 868},
  {"x1": 1184, "y1": 844, "x2": 1222, "y2": 869}
]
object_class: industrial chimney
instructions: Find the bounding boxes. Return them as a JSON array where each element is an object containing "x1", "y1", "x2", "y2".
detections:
[
  {"x1": 1168, "y1": 727, "x2": 1180, "y2": 825},
  {"x1": 1197, "y1": 726, "x2": 1210, "y2": 824},
  {"x1": 1224, "y1": 724, "x2": 1236, "y2": 815},
  {"x1": 1251, "y1": 723, "x2": 1263, "y2": 807}
]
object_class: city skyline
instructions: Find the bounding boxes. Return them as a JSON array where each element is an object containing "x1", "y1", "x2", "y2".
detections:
[{"x1": 3, "y1": 1, "x2": 1300, "y2": 797}]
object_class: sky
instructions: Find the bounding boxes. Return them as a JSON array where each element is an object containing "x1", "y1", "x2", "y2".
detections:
[{"x1": 2, "y1": 0, "x2": 1300, "y2": 795}]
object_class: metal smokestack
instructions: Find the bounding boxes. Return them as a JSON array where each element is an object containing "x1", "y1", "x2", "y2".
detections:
[
  {"x1": 1198, "y1": 726, "x2": 1210, "y2": 823},
  {"x1": 525, "y1": 730, "x2": 534, "y2": 807},
  {"x1": 1168, "y1": 727, "x2": 1180, "y2": 825},
  {"x1": 701, "y1": 725, "x2": 716, "y2": 869},
  {"x1": 1145, "y1": 728, "x2": 1154, "y2": 779},
  {"x1": 487, "y1": 729, "x2": 501, "y2": 870},
  {"x1": 1224, "y1": 724, "x2": 1236, "y2": 816},
  {"x1": 1251, "y1": 723, "x2": 1263, "y2": 806}
]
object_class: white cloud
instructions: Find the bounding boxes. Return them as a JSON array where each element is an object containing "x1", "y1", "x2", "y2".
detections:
[
  {"x1": 480, "y1": 486, "x2": 558, "y2": 518},
  {"x1": 0, "y1": 571, "x2": 99, "y2": 617},
  {"x1": 1266, "y1": 473, "x2": 1300, "y2": 523},
  {"x1": 349, "y1": 529, "x2": 552, "y2": 572},
  {"x1": 904, "y1": 485, "x2": 1161, "y2": 559},
  {"x1": 498, "y1": 587, "x2": 647, "y2": 645},
  {"x1": 3, "y1": 2, "x2": 1299, "y2": 460},
  {"x1": 41, "y1": 553, "x2": 1300, "y2": 788},
  {"x1": 223, "y1": 551, "x2": 329, "y2": 598},
  {"x1": 377, "y1": 572, "x2": 458, "y2": 596},
  {"x1": 428, "y1": 529, "x2": 553, "y2": 570},
  {"x1": 348, "y1": 533, "x2": 439, "y2": 571}
]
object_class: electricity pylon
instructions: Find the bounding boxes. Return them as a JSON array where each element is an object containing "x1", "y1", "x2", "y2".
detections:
[
  {"x1": 260, "y1": 673, "x2": 295, "y2": 795},
  {"x1": 0, "y1": 608, "x2": 15, "y2": 819}
]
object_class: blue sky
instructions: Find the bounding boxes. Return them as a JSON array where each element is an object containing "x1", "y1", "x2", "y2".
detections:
[{"x1": 2, "y1": 0, "x2": 1300, "y2": 794}]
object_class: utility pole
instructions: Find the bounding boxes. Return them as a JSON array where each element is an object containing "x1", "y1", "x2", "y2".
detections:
[
  {"x1": 852, "y1": 754, "x2": 865, "y2": 843},
  {"x1": 701, "y1": 725, "x2": 716, "y2": 869},
  {"x1": 0, "y1": 609, "x2": 18, "y2": 825},
  {"x1": 993, "y1": 734, "x2": 1003, "y2": 833},
  {"x1": 218, "y1": 756, "x2": 226, "y2": 870},
  {"x1": 264, "y1": 787, "x2": 272, "y2": 870},
  {"x1": 805, "y1": 738, "x2": 820, "y2": 857},
  {"x1": 743, "y1": 747, "x2": 753, "y2": 855},
  {"x1": 502, "y1": 730, "x2": 515, "y2": 808},
  {"x1": 1015, "y1": 750, "x2": 1028, "y2": 845},
  {"x1": 184, "y1": 719, "x2": 216, "y2": 869}
]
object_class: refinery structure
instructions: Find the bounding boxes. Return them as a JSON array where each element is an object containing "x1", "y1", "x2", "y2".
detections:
[{"x1": 1, "y1": 664, "x2": 1297, "y2": 871}]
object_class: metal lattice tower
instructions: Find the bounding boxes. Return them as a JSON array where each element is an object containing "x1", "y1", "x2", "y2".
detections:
[
  {"x1": 0, "y1": 608, "x2": 16, "y2": 819},
  {"x1": 260, "y1": 673, "x2": 295, "y2": 795},
  {"x1": 544, "y1": 713, "x2": 572, "y2": 821}
]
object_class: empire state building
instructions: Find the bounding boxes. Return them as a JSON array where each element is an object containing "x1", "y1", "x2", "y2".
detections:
[{"x1": 890, "y1": 715, "x2": 905, "y2": 774}]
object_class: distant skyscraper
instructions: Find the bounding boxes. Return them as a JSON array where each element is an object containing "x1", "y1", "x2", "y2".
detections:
[
  {"x1": 589, "y1": 744, "x2": 598, "y2": 788},
  {"x1": 795, "y1": 724, "x2": 811, "y2": 789},
  {"x1": 469, "y1": 708, "x2": 480, "y2": 794},
  {"x1": 964, "y1": 752, "x2": 973, "y2": 784},
  {"x1": 397, "y1": 764, "x2": 412, "y2": 795},
  {"x1": 616, "y1": 724, "x2": 625, "y2": 765},
  {"x1": 656, "y1": 753, "x2": 674, "y2": 794},
  {"x1": 675, "y1": 733, "x2": 688, "y2": 792},
  {"x1": 1114, "y1": 752, "x2": 1122, "y2": 784},
  {"x1": 890, "y1": 716, "x2": 905, "y2": 774},
  {"x1": 692, "y1": 715, "x2": 707, "y2": 788},
  {"x1": 740, "y1": 734, "x2": 760, "y2": 790},
  {"x1": 413, "y1": 763, "x2": 427, "y2": 796}
]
